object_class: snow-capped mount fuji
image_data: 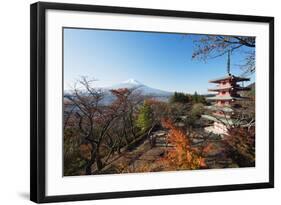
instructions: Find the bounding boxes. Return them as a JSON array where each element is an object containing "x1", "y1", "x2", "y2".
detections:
[
  {"x1": 64, "y1": 79, "x2": 173, "y2": 105},
  {"x1": 108, "y1": 78, "x2": 143, "y2": 89},
  {"x1": 107, "y1": 78, "x2": 172, "y2": 97},
  {"x1": 122, "y1": 78, "x2": 143, "y2": 85}
]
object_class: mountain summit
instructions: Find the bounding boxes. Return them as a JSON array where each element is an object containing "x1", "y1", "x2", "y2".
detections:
[
  {"x1": 65, "y1": 79, "x2": 173, "y2": 104},
  {"x1": 122, "y1": 78, "x2": 143, "y2": 85},
  {"x1": 108, "y1": 79, "x2": 172, "y2": 97}
]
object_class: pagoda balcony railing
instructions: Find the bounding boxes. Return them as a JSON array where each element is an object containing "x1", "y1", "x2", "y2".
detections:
[{"x1": 216, "y1": 84, "x2": 233, "y2": 89}]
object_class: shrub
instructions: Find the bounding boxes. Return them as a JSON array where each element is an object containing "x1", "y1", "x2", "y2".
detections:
[
  {"x1": 185, "y1": 103, "x2": 204, "y2": 127},
  {"x1": 223, "y1": 127, "x2": 255, "y2": 167},
  {"x1": 159, "y1": 119, "x2": 206, "y2": 170},
  {"x1": 63, "y1": 128, "x2": 86, "y2": 176},
  {"x1": 136, "y1": 101, "x2": 153, "y2": 131}
]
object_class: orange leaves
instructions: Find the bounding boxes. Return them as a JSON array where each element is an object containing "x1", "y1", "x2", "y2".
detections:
[
  {"x1": 110, "y1": 88, "x2": 130, "y2": 97},
  {"x1": 79, "y1": 143, "x2": 93, "y2": 160},
  {"x1": 199, "y1": 158, "x2": 207, "y2": 168},
  {"x1": 144, "y1": 98, "x2": 161, "y2": 106},
  {"x1": 223, "y1": 127, "x2": 255, "y2": 166},
  {"x1": 160, "y1": 119, "x2": 206, "y2": 170},
  {"x1": 202, "y1": 143, "x2": 222, "y2": 156},
  {"x1": 110, "y1": 88, "x2": 130, "y2": 108},
  {"x1": 163, "y1": 119, "x2": 190, "y2": 148}
]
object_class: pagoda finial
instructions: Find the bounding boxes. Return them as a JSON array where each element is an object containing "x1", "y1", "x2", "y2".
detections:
[{"x1": 227, "y1": 50, "x2": 231, "y2": 75}]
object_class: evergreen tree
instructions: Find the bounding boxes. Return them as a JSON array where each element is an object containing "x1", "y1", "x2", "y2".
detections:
[
  {"x1": 191, "y1": 91, "x2": 206, "y2": 104},
  {"x1": 170, "y1": 92, "x2": 189, "y2": 103},
  {"x1": 136, "y1": 102, "x2": 153, "y2": 131},
  {"x1": 192, "y1": 91, "x2": 199, "y2": 103}
]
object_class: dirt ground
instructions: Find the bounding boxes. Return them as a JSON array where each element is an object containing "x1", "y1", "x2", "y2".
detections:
[
  {"x1": 99, "y1": 139, "x2": 170, "y2": 174},
  {"x1": 97, "y1": 128, "x2": 238, "y2": 175}
]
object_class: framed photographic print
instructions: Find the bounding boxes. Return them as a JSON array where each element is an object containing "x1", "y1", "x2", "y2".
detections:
[{"x1": 30, "y1": 2, "x2": 274, "y2": 203}]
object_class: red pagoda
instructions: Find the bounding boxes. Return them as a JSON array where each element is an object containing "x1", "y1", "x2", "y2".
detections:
[{"x1": 202, "y1": 52, "x2": 250, "y2": 135}]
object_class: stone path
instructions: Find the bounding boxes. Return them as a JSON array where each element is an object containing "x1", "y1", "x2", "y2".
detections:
[
  {"x1": 100, "y1": 139, "x2": 168, "y2": 174},
  {"x1": 99, "y1": 128, "x2": 238, "y2": 174}
]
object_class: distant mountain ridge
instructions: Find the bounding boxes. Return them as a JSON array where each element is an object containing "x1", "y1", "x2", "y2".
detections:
[
  {"x1": 64, "y1": 79, "x2": 173, "y2": 104},
  {"x1": 106, "y1": 78, "x2": 172, "y2": 97}
]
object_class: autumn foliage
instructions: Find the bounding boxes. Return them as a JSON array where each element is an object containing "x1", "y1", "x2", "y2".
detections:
[
  {"x1": 79, "y1": 143, "x2": 93, "y2": 161},
  {"x1": 160, "y1": 119, "x2": 206, "y2": 170},
  {"x1": 223, "y1": 127, "x2": 255, "y2": 167}
]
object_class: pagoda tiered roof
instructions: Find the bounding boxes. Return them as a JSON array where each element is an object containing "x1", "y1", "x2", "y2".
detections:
[
  {"x1": 205, "y1": 105, "x2": 233, "y2": 113},
  {"x1": 206, "y1": 95, "x2": 246, "y2": 101},
  {"x1": 201, "y1": 114, "x2": 234, "y2": 125},
  {"x1": 208, "y1": 86, "x2": 250, "y2": 92},
  {"x1": 202, "y1": 52, "x2": 252, "y2": 135},
  {"x1": 209, "y1": 74, "x2": 250, "y2": 83},
  {"x1": 202, "y1": 114, "x2": 246, "y2": 126}
]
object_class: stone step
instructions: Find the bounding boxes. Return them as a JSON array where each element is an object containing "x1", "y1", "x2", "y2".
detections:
[
  {"x1": 154, "y1": 136, "x2": 167, "y2": 139},
  {"x1": 155, "y1": 138, "x2": 167, "y2": 142},
  {"x1": 155, "y1": 138, "x2": 167, "y2": 141},
  {"x1": 155, "y1": 143, "x2": 174, "y2": 147},
  {"x1": 155, "y1": 141, "x2": 168, "y2": 144},
  {"x1": 191, "y1": 139, "x2": 204, "y2": 144},
  {"x1": 217, "y1": 159, "x2": 232, "y2": 165}
]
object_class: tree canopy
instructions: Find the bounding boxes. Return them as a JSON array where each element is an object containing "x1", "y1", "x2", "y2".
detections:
[
  {"x1": 170, "y1": 91, "x2": 206, "y2": 104},
  {"x1": 191, "y1": 35, "x2": 255, "y2": 76}
]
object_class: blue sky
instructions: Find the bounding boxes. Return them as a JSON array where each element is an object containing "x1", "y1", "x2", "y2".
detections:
[{"x1": 64, "y1": 28, "x2": 255, "y2": 94}]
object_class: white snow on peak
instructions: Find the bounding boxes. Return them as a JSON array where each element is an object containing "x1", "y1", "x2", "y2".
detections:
[
  {"x1": 107, "y1": 79, "x2": 172, "y2": 97},
  {"x1": 122, "y1": 78, "x2": 143, "y2": 85}
]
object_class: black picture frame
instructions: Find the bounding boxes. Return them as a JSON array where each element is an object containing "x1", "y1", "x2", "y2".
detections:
[{"x1": 30, "y1": 1, "x2": 274, "y2": 203}]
